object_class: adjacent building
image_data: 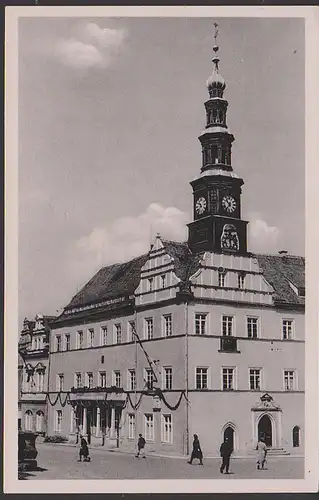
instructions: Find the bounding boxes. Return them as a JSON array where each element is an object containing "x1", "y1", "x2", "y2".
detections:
[
  {"x1": 43, "y1": 37, "x2": 304, "y2": 456},
  {"x1": 18, "y1": 314, "x2": 56, "y2": 434}
]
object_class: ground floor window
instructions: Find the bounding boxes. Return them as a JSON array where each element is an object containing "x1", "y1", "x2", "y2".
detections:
[
  {"x1": 55, "y1": 410, "x2": 63, "y2": 433},
  {"x1": 293, "y1": 426, "x2": 300, "y2": 447},
  {"x1": 36, "y1": 410, "x2": 44, "y2": 432},
  {"x1": 161, "y1": 414, "x2": 172, "y2": 444},
  {"x1": 25, "y1": 410, "x2": 33, "y2": 431},
  {"x1": 128, "y1": 413, "x2": 135, "y2": 439},
  {"x1": 144, "y1": 413, "x2": 154, "y2": 441}
]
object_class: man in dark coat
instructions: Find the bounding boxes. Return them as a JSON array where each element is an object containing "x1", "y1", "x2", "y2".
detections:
[
  {"x1": 188, "y1": 434, "x2": 203, "y2": 465},
  {"x1": 135, "y1": 433, "x2": 146, "y2": 458},
  {"x1": 220, "y1": 437, "x2": 233, "y2": 474}
]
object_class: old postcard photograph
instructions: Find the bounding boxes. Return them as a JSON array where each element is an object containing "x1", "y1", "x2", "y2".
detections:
[{"x1": 4, "y1": 5, "x2": 319, "y2": 494}]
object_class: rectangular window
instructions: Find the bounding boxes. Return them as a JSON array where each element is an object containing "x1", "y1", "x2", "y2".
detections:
[
  {"x1": 282, "y1": 319, "x2": 294, "y2": 340},
  {"x1": 218, "y1": 272, "x2": 226, "y2": 287},
  {"x1": 37, "y1": 371, "x2": 44, "y2": 392},
  {"x1": 145, "y1": 368, "x2": 154, "y2": 390},
  {"x1": 99, "y1": 371, "x2": 107, "y2": 388},
  {"x1": 57, "y1": 373, "x2": 64, "y2": 392},
  {"x1": 113, "y1": 370, "x2": 122, "y2": 388},
  {"x1": 195, "y1": 313, "x2": 207, "y2": 335},
  {"x1": 163, "y1": 367, "x2": 173, "y2": 390},
  {"x1": 161, "y1": 275, "x2": 166, "y2": 288},
  {"x1": 128, "y1": 413, "x2": 135, "y2": 439},
  {"x1": 249, "y1": 369, "x2": 261, "y2": 390},
  {"x1": 114, "y1": 324, "x2": 122, "y2": 344},
  {"x1": 65, "y1": 334, "x2": 71, "y2": 351},
  {"x1": 101, "y1": 326, "x2": 108, "y2": 346},
  {"x1": 145, "y1": 318, "x2": 154, "y2": 340},
  {"x1": 128, "y1": 369, "x2": 136, "y2": 391},
  {"x1": 86, "y1": 372, "x2": 93, "y2": 389},
  {"x1": 222, "y1": 316, "x2": 233, "y2": 336},
  {"x1": 148, "y1": 278, "x2": 153, "y2": 292},
  {"x1": 284, "y1": 370, "x2": 295, "y2": 391},
  {"x1": 247, "y1": 317, "x2": 259, "y2": 338},
  {"x1": 222, "y1": 368, "x2": 235, "y2": 390},
  {"x1": 56, "y1": 335, "x2": 61, "y2": 352},
  {"x1": 196, "y1": 367, "x2": 208, "y2": 390},
  {"x1": 238, "y1": 274, "x2": 245, "y2": 289},
  {"x1": 144, "y1": 413, "x2": 154, "y2": 441},
  {"x1": 77, "y1": 331, "x2": 84, "y2": 350},
  {"x1": 128, "y1": 321, "x2": 136, "y2": 342},
  {"x1": 163, "y1": 314, "x2": 172, "y2": 337},
  {"x1": 161, "y1": 414, "x2": 173, "y2": 444},
  {"x1": 75, "y1": 372, "x2": 82, "y2": 389},
  {"x1": 88, "y1": 328, "x2": 95, "y2": 348},
  {"x1": 55, "y1": 410, "x2": 63, "y2": 433}
]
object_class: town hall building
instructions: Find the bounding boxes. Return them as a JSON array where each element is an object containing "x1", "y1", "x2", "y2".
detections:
[{"x1": 20, "y1": 34, "x2": 305, "y2": 457}]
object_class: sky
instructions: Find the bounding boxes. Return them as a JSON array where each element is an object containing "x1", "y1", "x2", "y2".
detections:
[{"x1": 18, "y1": 16, "x2": 305, "y2": 324}]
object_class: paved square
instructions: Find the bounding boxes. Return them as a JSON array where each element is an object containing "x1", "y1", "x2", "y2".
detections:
[{"x1": 21, "y1": 443, "x2": 304, "y2": 480}]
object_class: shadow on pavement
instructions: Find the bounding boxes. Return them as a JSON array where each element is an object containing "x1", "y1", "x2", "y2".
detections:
[{"x1": 18, "y1": 466, "x2": 48, "y2": 480}]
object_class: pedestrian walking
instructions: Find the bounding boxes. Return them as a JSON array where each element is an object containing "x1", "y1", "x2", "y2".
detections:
[
  {"x1": 78, "y1": 436, "x2": 91, "y2": 462},
  {"x1": 256, "y1": 437, "x2": 267, "y2": 470},
  {"x1": 135, "y1": 433, "x2": 146, "y2": 458},
  {"x1": 220, "y1": 437, "x2": 233, "y2": 474},
  {"x1": 187, "y1": 434, "x2": 203, "y2": 465}
]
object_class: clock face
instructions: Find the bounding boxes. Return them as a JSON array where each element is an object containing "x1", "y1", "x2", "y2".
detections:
[
  {"x1": 195, "y1": 196, "x2": 207, "y2": 215},
  {"x1": 222, "y1": 195, "x2": 236, "y2": 214}
]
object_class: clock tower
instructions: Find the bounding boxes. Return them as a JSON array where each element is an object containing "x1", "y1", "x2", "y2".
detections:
[{"x1": 188, "y1": 24, "x2": 248, "y2": 255}]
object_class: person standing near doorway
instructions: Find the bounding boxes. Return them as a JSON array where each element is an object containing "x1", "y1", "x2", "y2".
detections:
[
  {"x1": 220, "y1": 436, "x2": 233, "y2": 474},
  {"x1": 135, "y1": 433, "x2": 146, "y2": 458},
  {"x1": 256, "y1": 437, "x2": 267, "y2": 470},
  {"x1": 187, "y1": 434, "x2": 203, "y2": 465}
]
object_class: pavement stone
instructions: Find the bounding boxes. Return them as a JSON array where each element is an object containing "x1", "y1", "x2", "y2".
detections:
[{"x1": 20, "y1": 442, "x2": 304, "y2": 480}]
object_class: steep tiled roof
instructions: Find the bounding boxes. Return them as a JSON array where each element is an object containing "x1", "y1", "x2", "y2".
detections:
[
  {"x1": 254, "y1": 254, "x2": 305, "y2": 306},
  {"x1": 60, "y1": 242, "x2": 305, "y2": 316},
  {"x1": 161, "y1": 240, "x2": 194, "y2": 283},
  {"x1": 65, "y1": 254, "x2": 149, "y2": 310}
]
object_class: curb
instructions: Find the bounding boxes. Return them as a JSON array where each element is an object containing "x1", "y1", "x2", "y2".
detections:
[{"x1": 37, "y1": 443, "x2": 304, "y2": 461}]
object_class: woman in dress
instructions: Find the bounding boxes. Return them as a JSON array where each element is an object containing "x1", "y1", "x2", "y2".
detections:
[
  {"x1": 79, "y1": 436, "x2": 91, "y2": 462},
  {"x1": 256, "y1": 437, "x2": 267, "y2": 470}
]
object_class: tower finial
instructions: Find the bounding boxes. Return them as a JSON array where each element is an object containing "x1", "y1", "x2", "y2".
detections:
[
  {"x1": 213, "y1": 22, "x2": 219, "y2": 47},
  {"x1": 212, "y1": 21, "x2": 220, "y2": 67}
]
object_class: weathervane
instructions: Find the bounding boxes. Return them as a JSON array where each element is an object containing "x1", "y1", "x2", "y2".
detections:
[{"x1": 213, "y1": 22, "x2": 219, "y2": 46}]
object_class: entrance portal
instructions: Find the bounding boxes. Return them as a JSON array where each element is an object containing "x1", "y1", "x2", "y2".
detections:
[
  {"x1": 223, "y1": 426, "x2": 234, "y2": 450},
  {"x1": 258, "y1": 414, "x2": 272, "y2": 447}
]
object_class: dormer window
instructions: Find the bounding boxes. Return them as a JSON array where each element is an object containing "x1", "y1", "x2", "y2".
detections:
[{"x1": 288, "y1": 280, "x2": 305, "y2": 298}]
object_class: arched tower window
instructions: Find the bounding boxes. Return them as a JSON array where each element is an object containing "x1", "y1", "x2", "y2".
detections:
[
  {"x1": 36, "y1": 411, "x2": 44, "y2": 433},
  {"x1": 292, "y1": 426, "x2": 300, "y2": 447},
  {"x1": 25, "y1": 410, "x2": 33, "y2": 431}
]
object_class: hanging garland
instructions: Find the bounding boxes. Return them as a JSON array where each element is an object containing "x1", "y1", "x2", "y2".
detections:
[
  {"x1": 157, "y1": 389, "x2": 186, "y2": 411},
  {"x1": 44, "y1": 387, "x2": 190, "y2": 412},
  {"x1": 127, "y1": 391, "x2": 144, "y2": 411},
  {"x1": 45, "y1": 391, "x2": 71, "y2": 407}
]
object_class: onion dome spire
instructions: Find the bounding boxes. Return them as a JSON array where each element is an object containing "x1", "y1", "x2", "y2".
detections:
[{"x1": 206, "y1": 22, "x2": 226, "y2": 98}]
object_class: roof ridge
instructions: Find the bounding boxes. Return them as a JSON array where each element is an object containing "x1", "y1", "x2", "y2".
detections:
[
  {"x1": 254, "y1": 252, "x2": 305, "y2": 259},
  {"x1": 99, "y1": 252, "x2": 149, "y2": 271}
]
